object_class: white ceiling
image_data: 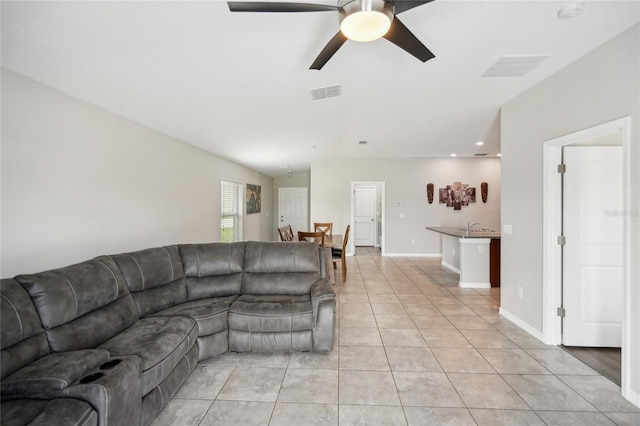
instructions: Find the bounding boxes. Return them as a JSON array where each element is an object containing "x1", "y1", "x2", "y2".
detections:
[{"x1": 2, "y1": 1, "x2": 638, "y2": 177}]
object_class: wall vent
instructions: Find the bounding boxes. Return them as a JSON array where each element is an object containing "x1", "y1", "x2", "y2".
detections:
[
  {"x1": 310, "y1": 84, "x2": 342, "y2": 101},
  {"x1": 482, "y1": 55, "x2": 550, "y2": 77}
]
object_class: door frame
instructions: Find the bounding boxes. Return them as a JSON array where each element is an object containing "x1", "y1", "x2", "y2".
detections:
[
  {"x1": 542, "y1": 117, "x2": 631, "y2": 397},
  {"x1": 350, "y1": 181, "x2": 385, "y2": 255}
]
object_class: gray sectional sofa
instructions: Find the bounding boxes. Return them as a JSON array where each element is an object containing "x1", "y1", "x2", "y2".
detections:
[{"x1": 1, "y1": 241, "x2": 336, "y2": 426}]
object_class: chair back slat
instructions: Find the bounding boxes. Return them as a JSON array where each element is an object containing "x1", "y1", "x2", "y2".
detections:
[
  {"x1": 313, "y1": 222, "x2": 333, "y2": 237},
  {"x1": 297, "y1": 231, "x2": 325, "y2": 247},
  {"x1": 278, "y1": 225, "x2": 294, "y2": 241}
]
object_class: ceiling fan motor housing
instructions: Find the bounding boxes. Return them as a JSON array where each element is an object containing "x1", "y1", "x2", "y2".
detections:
[{"x1": 339, "y1": 0, "x2": 394, "y2": 42}]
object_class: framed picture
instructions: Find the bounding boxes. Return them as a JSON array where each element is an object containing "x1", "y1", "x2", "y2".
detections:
[
  {"x1": 439, "y1": 181, "x2": 476, "y2": 210},
  {"x1": 246, "y1": 184, "x2": 261, "y2": 214}
]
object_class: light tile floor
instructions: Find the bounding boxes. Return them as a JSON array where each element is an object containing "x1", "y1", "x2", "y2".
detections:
[{"x1": 151, "y1": 247, "x2": 639, "y2": 426}]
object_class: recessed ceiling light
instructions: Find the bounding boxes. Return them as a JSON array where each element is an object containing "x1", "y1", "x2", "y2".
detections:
[
  {"x1": 476, "y1": 141, "x2": 484, "y2": 146},
  {"x1": 557, "y1": 2, "x2": 584, "y2": 19},
  {"x1": 450, "y1": 153, "x2": 457, "y2": 157},
  {"x1": 278, "y1": 165, "x2": 290, "y2": 169}
]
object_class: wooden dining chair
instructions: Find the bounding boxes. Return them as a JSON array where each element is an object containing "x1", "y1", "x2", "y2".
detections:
[
  {"x1": 297, "y1": 231, "x2": 325, "y2": 246},
  {"x1": 278, "y1": 225, "x2": 294, "y2": 241},
  {"x1": 332, "y1": 225, "x2": 350, "y2": 282},
  {"x1": 313, "y1": 222, "x2": 333, "y2": 237}
]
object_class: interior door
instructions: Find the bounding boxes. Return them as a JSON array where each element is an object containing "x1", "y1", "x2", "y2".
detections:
[
  {"x1": 562, "y1": 146, "x2": 623, "y2": 347},
  {"x1": 278, "y1": 187, "x2": 308, "y2": 238},
  {"x1": 354, "y1": 185, "x2": 376, "y2": 246}
]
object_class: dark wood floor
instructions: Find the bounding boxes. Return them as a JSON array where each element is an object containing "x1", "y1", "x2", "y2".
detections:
[{"x1": 561, "y1": 345, "x2": 621, "y2": 386}]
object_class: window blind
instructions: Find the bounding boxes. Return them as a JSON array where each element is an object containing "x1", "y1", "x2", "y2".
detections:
[{"x1": 220, "y1": 180, "x2": 243, "y2": 242}]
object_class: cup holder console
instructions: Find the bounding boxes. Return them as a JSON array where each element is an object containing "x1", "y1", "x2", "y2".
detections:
[
  {"x1": 100, "y1": 359, "x2": 122, "y2": 370},
  {"x1": 79, "y1": 372, "x2": 104, "y2": 384}
]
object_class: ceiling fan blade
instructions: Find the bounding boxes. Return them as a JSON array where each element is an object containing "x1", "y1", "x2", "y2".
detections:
[
  {"x1": 228, "y1": 2, "x2": 340, "y2": 12},
  {"x1": 392, "y1": 0, "x2": 435, "y2": 15},
  {"x1": 310, "y1": 31, "x2": 348, "y2": 70},
  {"x1": 383, "y1": 16, "x2": 435, "y2": 62}
]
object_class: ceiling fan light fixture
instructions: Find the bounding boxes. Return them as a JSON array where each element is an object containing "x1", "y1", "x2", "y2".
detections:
[{"x1": 339, "y1": 0, "x2": 393, "y2": 42}]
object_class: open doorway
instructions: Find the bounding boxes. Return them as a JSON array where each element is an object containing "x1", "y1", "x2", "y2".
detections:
[{"x1": 543, "y1": 117, "x2": 631, "y2": 396}]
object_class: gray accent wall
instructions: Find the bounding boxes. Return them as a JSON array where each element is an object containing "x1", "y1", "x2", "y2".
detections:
[
  {"x1": 1, "y1": 70, "x2": 273, "y2": 277},
  {"x1": 501, "y1": 24, "x2": 639, "y2": 401}
]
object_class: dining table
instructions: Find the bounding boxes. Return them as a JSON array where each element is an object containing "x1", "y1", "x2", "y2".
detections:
[
  {"x1": 323, "y1": 234, "x2": 343, "y2": 249},
  {"x1": 292, "y1": 233, "x2": 342, "y2": 284}
]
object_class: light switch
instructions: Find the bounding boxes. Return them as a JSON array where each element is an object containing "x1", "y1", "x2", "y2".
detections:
[
  {"x1": 503, "y1": 224, "x2": 512, "y2": 235},
  {"x1": 399, "y1": 213, "x2": 405, "y2": 219}
]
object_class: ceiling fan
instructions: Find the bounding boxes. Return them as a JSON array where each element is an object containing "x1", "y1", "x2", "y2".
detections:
[{"x1": 227, "y1": 0, "x2": 435, "y2": 70}]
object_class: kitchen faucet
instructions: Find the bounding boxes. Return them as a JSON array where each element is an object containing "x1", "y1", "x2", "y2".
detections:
[{"x1": 465, "y1": 222, "x2": 480, "y2": 232}]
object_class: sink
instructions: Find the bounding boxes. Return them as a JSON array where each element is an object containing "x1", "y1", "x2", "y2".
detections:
[{"x1": 458, "y1": 228, "x2": 495, "y2": 233}]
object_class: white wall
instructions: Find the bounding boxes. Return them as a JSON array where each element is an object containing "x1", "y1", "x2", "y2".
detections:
[
  {"x1": 1, "y1": 70, "x2": 273, "y2": 277},
  {"x1": 501, "y1": 24, "x2": 639, "y2": 403},
  {"x1": 310, "y1": 157, "x2": 501, "y2": 255}
]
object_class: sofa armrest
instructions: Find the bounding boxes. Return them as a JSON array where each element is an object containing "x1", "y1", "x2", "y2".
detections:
[
  {"x1": 1, "y1": 349, "x2": 110, "y2": 398},
  {"x1": 310, "y1": 279, "x2": 336, "y2": 321},
  {"x1": 2, "y1": 352, "x2": 143, "y2": 426}
]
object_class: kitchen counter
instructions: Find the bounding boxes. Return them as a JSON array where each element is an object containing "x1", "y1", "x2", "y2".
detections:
[
  {"x1": 425, "y1": 226, "x2": 501, "y2": 239},
  {"x1": 427, "y1": 226, "x2": 501, "y2": 288}
]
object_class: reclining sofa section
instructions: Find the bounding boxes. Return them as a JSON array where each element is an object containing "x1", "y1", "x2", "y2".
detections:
[{"x1": 0, "y1": 241, "x2": 336, "y2": 426}]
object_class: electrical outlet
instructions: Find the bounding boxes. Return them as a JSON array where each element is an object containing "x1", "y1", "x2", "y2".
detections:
[
  {"x1": 478, "y1": 245, "x2": 484, "y2": 254},
  {"x1": 518, "y1": 286, "x2": 524, "y2": 298},
  {"x1": 503, "y1": 224, "x2": 512, "y2": 235}
]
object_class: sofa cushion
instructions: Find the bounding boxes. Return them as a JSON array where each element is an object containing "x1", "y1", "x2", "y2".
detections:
[
  {"x1": 150, "y1": 296, "x2": 237, "y2": 337},
  {"x1": 112, "y1": 245, "x2": 187, "y2": 317},
  {"x1": 1, "y1": 398, "x2": 98, "y2": 426},
  {"x1": 242, "y1": 241, "x2": 321, "y2": 295},
  {"x1": 98, "y1": 315, "x2": 198, "y2": 395},
  {"x1": 1, "y1": 279, "x2": 50, "y2": 380},
  {"x1": 15, "y1": 256, "x2": 138, "y2": 353},
  {"x1": 179, "y1": 242, "x2": 245, "y2": 300},
  {"x1": 228, "y1": 294, "x2": 314, "y2": 332}
]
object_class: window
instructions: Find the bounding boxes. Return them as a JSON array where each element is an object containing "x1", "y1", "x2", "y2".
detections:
[{"x1": 220, "y1": 180, "x2": 243, "y2": 242}]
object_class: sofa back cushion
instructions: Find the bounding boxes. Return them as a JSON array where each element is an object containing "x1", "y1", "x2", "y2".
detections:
[
  {"x1": 15, "y1": 256, "x2": 137, "y2": 353},
  {"x1": 0, "y1": 279, "x2": 50, "y2": 380},
  {"x1": 111, "y1": 245, "x2": 187, "y2": 317},
  {"x1": 242, "y1": 241, "x2": 320, "y2": 295},
  {"x1": 179, "y1": 242, "x2": 245, "y2": 300}
]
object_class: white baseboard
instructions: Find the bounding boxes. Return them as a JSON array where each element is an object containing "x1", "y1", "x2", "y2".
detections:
[
  {"x1": 459, "y1": 281, "x2": 490, "y2": 289},
  {"x1": 622, "y1": 387, "x2": 640, "y2": 409},
  {"x1": 441, "y1": 261, "x2": 460, "y2": 274},
  {"x1": 499, "y1": 307, "x2": 544, "y2": 341},
  {"x1": 383, "y1": 253, "x2": 442, "y2": 258}
]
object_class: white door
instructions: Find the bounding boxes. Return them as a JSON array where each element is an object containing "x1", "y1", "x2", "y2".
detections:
[
  {"x1": 278, "y1": 187, "x2": 308, "y2": 238},
  {"x1": 563, "y1": 146, "x2": 623, "y2": 347},
  {"x1": 354, "y1": 186, "x2": 376, "y2": 246}
]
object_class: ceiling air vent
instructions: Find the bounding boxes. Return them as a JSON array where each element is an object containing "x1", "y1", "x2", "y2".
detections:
[
  {"x1": 310, "y1": 84, "x2": 342, "y2": 101},
  {"x1": 474, "y1": 153, "x2": 489, "y2": 157},
  {"x1": 482, "y1": 55, "x2": 550, "y2": 77}
]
